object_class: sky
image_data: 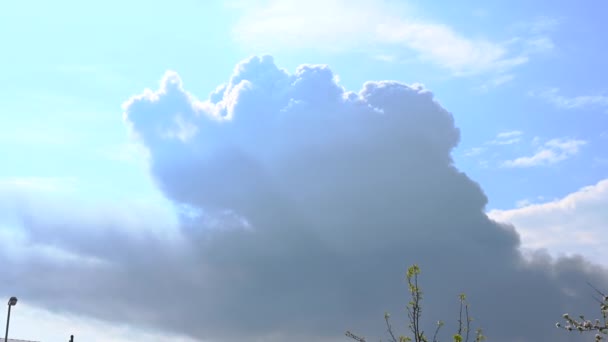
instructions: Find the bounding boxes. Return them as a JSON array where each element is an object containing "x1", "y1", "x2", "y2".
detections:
[{"x1": 0, "y1": 1, "x2": 607, "y2": 341}]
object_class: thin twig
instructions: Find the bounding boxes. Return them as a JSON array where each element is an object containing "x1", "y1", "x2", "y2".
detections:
[
  {"x1": 458, "y1": 296, "x2": 463, "y2": 337},
  {"x1": 587, "y1": 281, "x2": 606, "y2": 298},
  {"x1": 384, "y1": 314, "x2": 398, "y2": 342},
  {"x1": 432, "y1": 321, "x2": 443, "y2": 342},
  {"x1": 465, "y1": 302, "x2": 471, "y2": 342},
  {"x1": 414, "y1": 272, "x2": 421, "y2": 341},
  {"x1": 345, "y1": 331, "x2": 366, "y2": 342}
]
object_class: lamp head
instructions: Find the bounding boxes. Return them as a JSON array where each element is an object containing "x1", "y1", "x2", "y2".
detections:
[{"x1": 8, "y1": 297, "x2": 17, "y2": 306}]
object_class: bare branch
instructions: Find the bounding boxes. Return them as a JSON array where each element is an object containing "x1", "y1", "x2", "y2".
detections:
[
  {"x1": 345, "y1": 330, "x2": 367, "y2": 342},
  {"x1": 465, "y1": 301, "x2": 471, "y2": 342},
  {"x1": 588, "y1": 282, "x2": 607, "y2": 299},
  {"x1": 384, "y1": 313, "x2": 398, "y2": 342}
]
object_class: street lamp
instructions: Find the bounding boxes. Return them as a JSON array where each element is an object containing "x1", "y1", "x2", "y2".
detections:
[{"x1": 4, "y1": 297, "x2": 17, "y2": 342}]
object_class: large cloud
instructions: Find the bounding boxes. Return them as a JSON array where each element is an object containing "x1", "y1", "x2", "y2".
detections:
[{"x1": 1, "y1": 56, "x2": 607, "y2": 342}]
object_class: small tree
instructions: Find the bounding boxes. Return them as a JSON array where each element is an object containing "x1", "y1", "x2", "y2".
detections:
[
  {"x1": 346, "y1": 265, "x2": 485, "y2": 342},
  {"x1": 557, "y1": 283, "x2": 608, "y2": 341}
]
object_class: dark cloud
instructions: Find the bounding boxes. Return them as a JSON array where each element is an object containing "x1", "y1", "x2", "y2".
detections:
[{"x1": 1, "y1": 56, "x2": 607, "y2": 341}]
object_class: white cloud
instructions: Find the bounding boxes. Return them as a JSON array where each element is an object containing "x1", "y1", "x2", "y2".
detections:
[
  {"x1": 514, "y1": 195, "x2": 548, "y2": 208},
  {"x1": 476, "y1": 73, "x2": 516, "y2": 91},
  {"x1": 463, "y1": 130, "x2": 521, "y2": 158},
  {"x1": 463, "y1": 146, "x2": 486, "y2": 157},
  {"x1": 0, "y1": 177, "x2": 78, "y2": 193},
  {"x1": 497, "y1": 130, "x2": 523, "y2": 139},
  {"x1": 491, "y1": 130, "x2": 523, "y2": 145},
  {"x1": 373, "y1": 54, "x2": 398, "y2": 63},
  {"x1": 531, "y1": 88, "x2": 608, "y2": 109},
  {"x1": 232, "y1": 0, "x2": 549, "y2": 76},
  {"x1": 462, "y1": 132, "x2": 588, "y2": 169},
  {"x1": 524, "y1": 16, "x2": 560, "y2": 34},
  {"x1": 525, "y1": 36, "x2": 555, "y2": 52},
  {"x1": 510, "y1": 16, "x2": 558, "y2": 52},
  {"x1": 488, "y1": 179, "x2": 608, "y2": 263},
  {"x1": 515, "y1": 199, "x2": 532, "y2": 208},
  {"x1": 374, "y1": 20, "x2": 527, "y2": 75},
  {"x1": 502, "y1": 138, "x2": 586, "y2": 167}
]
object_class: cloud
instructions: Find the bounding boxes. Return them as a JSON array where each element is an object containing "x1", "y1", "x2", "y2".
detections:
[
  {"x1": 514, "y1": 196, "x2": 548, "y2": 209},
  {"x1": 0, "y1": 177, "x2": 78, "y2": 193},
  {"x1": 463, "y1": 146, "x2": 486, "y2": 157},
  {"x1": 2, "y1": 56, "x2": 607, "y2": 342},
  {"x1": 524, "y1": 36, "x2": 555, "y2": 52},
  {"x1": 462, "y1": 131, "x2": 521, "y2": 159},
  {"x1": 510, "y1": 16, "x2": 558, "y2": 53},
  {"x1": 531, "y1": 88, "x2": 608, "y2": 109},
  {"x1": 232, "y1": 1, "x2": 549, "y2": 76},
  {"x1": 476, "y1": 73, "x2": 516, "y2": 91},
  {"x1": 373, "y1": 54, "x2": 398, "y2": 63},
  {"x1": 488, "y1": 179, "x2": 608, "y2": 263},
  {"x1": 496, "y1": 130, "x2": 523, "y2": 139},
  {"x1": 525, "y1": 17, "x2": 560, "y2": 34},
  {"x1": 490, "y1": 130, "x2": 523, "y2": 145},
  {"x1": 502, "y1": 138, "x2": 586, "y2": 167}
]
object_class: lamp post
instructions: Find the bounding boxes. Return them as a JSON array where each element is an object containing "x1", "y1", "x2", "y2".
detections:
[{"x1": 4, "y1": 297, "x2": 17, "y2": 342}]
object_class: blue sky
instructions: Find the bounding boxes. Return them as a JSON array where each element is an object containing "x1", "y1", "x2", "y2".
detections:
[{"x1": 1, "y1": 1, "x2": 607, "y2": 341}]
